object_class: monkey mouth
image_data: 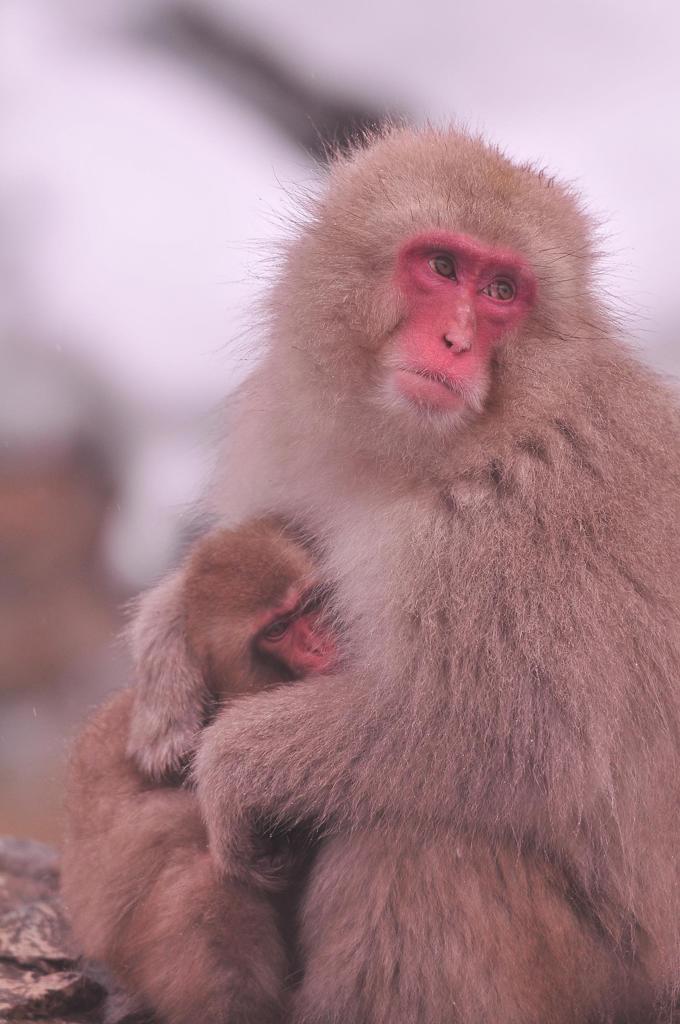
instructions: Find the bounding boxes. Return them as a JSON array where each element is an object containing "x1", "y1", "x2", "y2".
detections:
[
  {"x1": 393, "y1": 366, "x2": 468, "y2": 412},
  {"x1": 410, "y1": 369, "x2": 459, "y2": 392}
]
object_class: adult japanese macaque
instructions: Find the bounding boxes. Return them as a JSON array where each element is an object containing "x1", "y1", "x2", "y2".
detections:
[
  {"x1": 168, "y1": 126, "x2": 680, "y2": 1023},
  {"x1": 61, "y1": 519, "x2": 335, "y2": 1024}
]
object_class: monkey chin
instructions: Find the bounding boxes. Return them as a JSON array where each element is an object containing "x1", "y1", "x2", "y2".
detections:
[{"x1": 380, "y1": 366, "x2": 488, "y2": 432}]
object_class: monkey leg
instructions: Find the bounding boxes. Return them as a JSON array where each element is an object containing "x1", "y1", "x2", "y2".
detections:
[
  {"x1": 65, "y1": 792, "x2": 289, "y2": 1024},
  {"x1": 67, "y1": 788, "x2": 290, "y2": 1024},
  {"x1": 119, "y1": 846, "x2": 287, "y2": 1024},
  {"x1": 292, "y1": 832, "x2": 651, "y2": 1024},
  {"x1": 62, "y1": 692, "x2": 289, "y2": 1024}
]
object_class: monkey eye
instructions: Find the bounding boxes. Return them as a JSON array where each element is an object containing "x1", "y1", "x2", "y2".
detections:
[
  {"x1": 428, "y1": 253, "x2": 457, "y2": 279},
  {"x1": 261, "y1": 618, "x2": 290, "y2": 642},
  {"x1": 481, "y1": 277, "x2": 516, "y2": 301}
]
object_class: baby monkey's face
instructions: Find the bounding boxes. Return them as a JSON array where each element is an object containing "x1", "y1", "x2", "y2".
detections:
[
  {"x1": 182, "y1": 520, "x2": 338, "y2": 696},
  {"x1": 255, "y1": 584, "x2": 337, "y2": 679}
]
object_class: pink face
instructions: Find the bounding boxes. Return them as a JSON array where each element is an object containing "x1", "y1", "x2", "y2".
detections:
[
  {"x1": 255, "y1": 585, "x2": 336, "y2": 678},
  {"x1": 386, "y1": 232, "x2": 536, "y2": 415}
]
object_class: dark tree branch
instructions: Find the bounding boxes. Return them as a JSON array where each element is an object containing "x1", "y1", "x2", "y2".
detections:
[{"x1": 131, "y1": 3, "x2": 397, "y2": 160}]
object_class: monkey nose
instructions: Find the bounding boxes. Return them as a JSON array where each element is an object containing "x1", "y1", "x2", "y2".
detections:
[{"x1": 443, "y1": 333, "x2": 472, "y2": 354}]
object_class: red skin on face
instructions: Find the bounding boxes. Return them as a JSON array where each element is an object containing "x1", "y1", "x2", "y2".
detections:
[
  {"x1": 391, "y1": 232, "x2": 536, "y2": 412},
  {"x1": 256, "y1": 586, "x2": 336, "y2": 678},
  {"x1": 269, "y1": 610, "x2": 336, "y2": 676}
]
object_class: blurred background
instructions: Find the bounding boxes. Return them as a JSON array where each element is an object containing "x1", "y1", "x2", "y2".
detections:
[{"x1": 1, "y1": 0, "x2": 679, "y2": 842}]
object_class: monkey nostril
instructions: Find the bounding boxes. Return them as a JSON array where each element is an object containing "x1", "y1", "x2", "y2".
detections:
[{"x1": 443, "y1": 334, "x2": 471, "y2": 354}]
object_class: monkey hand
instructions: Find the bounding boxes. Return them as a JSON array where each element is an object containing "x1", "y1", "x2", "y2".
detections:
[
  {"x1": 192, "y1": 771, "x2": 288, "y2": 892},
  {"x1": 193, "y1": 676, "x2": 382, "y2": 882},
  {"x1": 249, "y1": 824, "x2": 306, "y2": 891}
]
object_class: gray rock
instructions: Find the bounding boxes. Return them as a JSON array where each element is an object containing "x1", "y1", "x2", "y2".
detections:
[{"x1": 0, "y1": 837, "x2": 142, "y2": 1023}]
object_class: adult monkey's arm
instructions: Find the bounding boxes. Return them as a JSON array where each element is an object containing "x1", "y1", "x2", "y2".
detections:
[{"x1": 193, "y1": 673, "x2": 411, "y2": 882}]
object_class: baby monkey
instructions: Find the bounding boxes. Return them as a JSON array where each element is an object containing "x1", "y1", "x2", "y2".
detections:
[
  {"x1": 185, "y1": 518, "x2": 334, "y2": 689},
  {"x1": 127, "y1": 516, "x2": 335, "y2": 781},
  {"x1": 61, "y1": 518, "x2": 336, "y2": 1024}
]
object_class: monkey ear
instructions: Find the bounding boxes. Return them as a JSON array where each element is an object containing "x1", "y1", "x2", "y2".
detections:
[{"x1": 126, "y1": 572, "x2": 206, "y2": 780}]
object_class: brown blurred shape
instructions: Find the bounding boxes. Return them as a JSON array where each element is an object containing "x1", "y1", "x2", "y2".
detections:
[{"x1": 0, "y1": 444, "x2": 118, "y2": 695}]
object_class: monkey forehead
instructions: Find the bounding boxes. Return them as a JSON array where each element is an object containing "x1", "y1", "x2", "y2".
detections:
[
  {"x1": 186, "y1": 522, "x2": 316, "y2": 617},
  {"x1": 333, "y1": 128, "x2": 588, "y2": 239},
  {"x1": 302, "y1": 127, "x2": 596, "y2": 302}
]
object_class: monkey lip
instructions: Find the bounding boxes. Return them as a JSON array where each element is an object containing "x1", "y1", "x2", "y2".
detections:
[{"x1": 394, "y1": 367, "x2": 467, "y2": 411}]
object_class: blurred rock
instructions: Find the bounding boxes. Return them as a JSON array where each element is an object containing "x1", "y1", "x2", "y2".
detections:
[
  {"x1": 0, "y1": 444, "x2": 118, "y2": 695},
  {"x1": 0, "y1": 837, "x2": 144, "y2": 1023}
]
